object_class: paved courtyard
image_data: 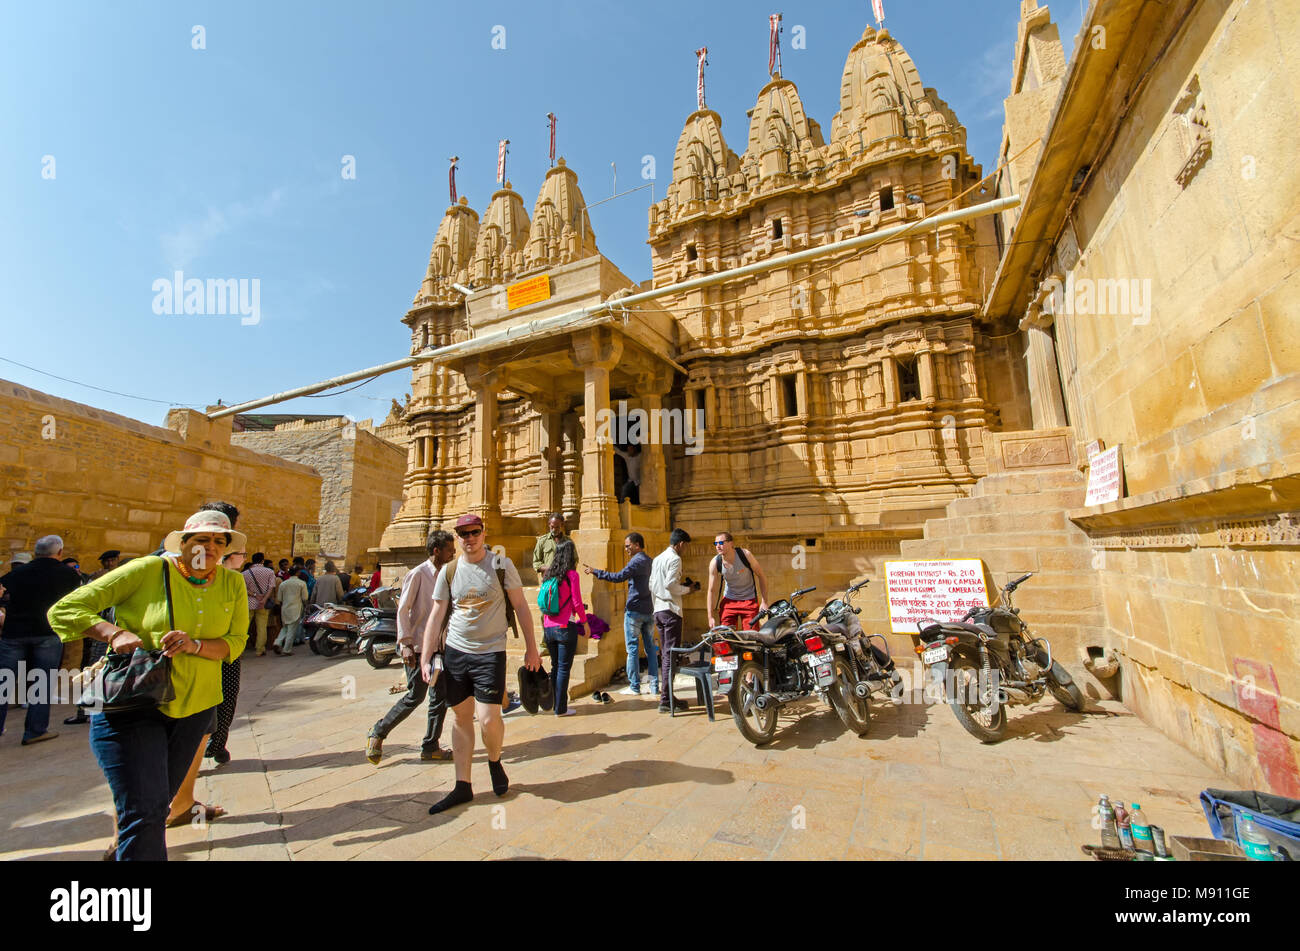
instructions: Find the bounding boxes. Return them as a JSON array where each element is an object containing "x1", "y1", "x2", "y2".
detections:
[{"x1": 2, "y1": 651, "x2": 1233, "y2": 861}]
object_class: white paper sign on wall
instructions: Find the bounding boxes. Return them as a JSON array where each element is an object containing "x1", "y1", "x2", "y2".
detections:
[
  {"x1": 1084, "y1": 445, "x2": 1124, "y2": 506},
  {"x1": 884, "y1": 559, "x2": 991, "y2": 635}
]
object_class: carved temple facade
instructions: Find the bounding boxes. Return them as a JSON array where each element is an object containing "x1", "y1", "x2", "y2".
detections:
[{"x1": 378, "y1": 24, "x2": 1026, "y2": 655}]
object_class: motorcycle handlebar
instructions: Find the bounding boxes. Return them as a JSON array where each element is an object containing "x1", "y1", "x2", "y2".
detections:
[{"x1": 791, "y1": 586, "x2": 817, "y2": 599}]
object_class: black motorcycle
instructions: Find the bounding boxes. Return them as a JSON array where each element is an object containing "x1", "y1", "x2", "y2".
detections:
[
  {"x1": 305, "y1": 585, "x2": 377, "y2": 657},
  {"x1": 355, "y1": 587, "x2": 400, "y2": 668},
  {"x1": 917, "y1": 572, "x2": 1084, "y2": 742},
  {"x1": 813, "y1": 580, "x2": 901, "y2": 733},
  {"x1": 709, "y1": 586, "x2": 863, "y2": 746}
]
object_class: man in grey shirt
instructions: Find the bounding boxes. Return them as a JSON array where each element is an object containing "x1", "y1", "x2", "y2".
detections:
[
  {"x1": 310, "y1": 561, "x2": 346, "y2": 606},
  {"x1": 420, "y1": 514, "x2": 540, "y2": 814}
]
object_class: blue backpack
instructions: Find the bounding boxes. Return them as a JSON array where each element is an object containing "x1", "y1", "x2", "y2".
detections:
[{"x1": 538, "y1": 576, "x2": 566, "y2": 615}]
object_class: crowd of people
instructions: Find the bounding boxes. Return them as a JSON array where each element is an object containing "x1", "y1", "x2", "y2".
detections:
[{"x1": 1, "y1": 500, "x2": 771, "y2": 858}]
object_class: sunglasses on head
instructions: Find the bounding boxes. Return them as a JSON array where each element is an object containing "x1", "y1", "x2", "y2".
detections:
[{"x1": 457, "y1": 528, "x2": 483, "y2": 539}]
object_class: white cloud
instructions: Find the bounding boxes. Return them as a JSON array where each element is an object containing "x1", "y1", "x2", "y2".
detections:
[{"x1": 160, "y1": 187, "x2": 285, "y2": 269}]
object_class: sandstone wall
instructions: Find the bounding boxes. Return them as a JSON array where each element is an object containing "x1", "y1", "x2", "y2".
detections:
[
  {"x1": 232, "y1": 419, "x2": 406, "y2": 570},
  {"x1": 0, "y1": 379, "x2": 320, "y2": 572},
  {"x1": 1044, "y1": 0, "x2": 1300, "y2": 794}
]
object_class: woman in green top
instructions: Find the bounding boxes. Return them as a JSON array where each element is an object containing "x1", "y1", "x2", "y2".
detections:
[{"x1": 48, "y1": 509, "x2": 249, "y2": 861}]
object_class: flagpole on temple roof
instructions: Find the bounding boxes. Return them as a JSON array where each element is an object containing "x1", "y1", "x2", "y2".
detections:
[
  {"x1": 695, "y1": 47, "x2": 709, "y2": 110},
  {"x1": 448, "y1": 156, "x2": 459, "y2": 205},
  {"x1": 872, "y1": 0, "x2": 886, "y2": 30},
  {"x1": 547, "y1": 113, "x2": 557, "y2": 167},
  {"x1": 769, "y1": 13, "x2": 783, "y2": 77},
  {"x1": 496, "y1": 139, "x2": 510, "y2": 186}
]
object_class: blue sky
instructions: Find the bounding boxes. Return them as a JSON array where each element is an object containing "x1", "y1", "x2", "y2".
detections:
[{"x1": 0, "y1": 1, "x2": 1083, "y2": 426}]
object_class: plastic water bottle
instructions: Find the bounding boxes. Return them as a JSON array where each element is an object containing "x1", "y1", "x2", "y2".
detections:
[
  {"x1": 1098, "y1": 796, "x2": 1120, "y2": 849},
  {"x1": 1129, "y1": 803, "x2": 1154, "y2": 854},
  {"x1": 1237, "y1": 816, "x2": 1274, "y2": 861},
  {"x1": 1114, "y1": 802, "x2": 1135, "y2": 849}
]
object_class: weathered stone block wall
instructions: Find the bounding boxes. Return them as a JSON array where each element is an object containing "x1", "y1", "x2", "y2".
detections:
[
  {"x1": 1042, "y1": 0, "x2": 1300, "y2": 794},
  {"x1": 232, "y1": 419, "x2": 406, "y2": 569},
  {"x1": 0, "y1": 379, "x2": 320, "y2": 570}
]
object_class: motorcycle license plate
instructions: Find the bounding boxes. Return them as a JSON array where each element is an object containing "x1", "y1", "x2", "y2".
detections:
[
  {"x1": 814, "y1": 650, "x2": 835, "y2": 685},
  {"x1": 714, "y1": 657, "x2": 738, "y2": 672},
  {"x1": 923, "y1": 646, "x2": 949, "y2": 665}
]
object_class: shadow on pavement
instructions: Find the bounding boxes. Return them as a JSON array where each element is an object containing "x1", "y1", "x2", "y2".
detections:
[{"x1": 511, "y1": 759, "x2": 732, "y2": 804}]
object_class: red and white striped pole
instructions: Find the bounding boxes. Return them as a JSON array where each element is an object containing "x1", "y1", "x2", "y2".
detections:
[
  {"x1": 768, "y1": 13, "x2": 783, "y2": 76},
  {"x1": 547, "y1": 113, "x2": 557, "y2": 167},
  {"x1": 448, "y1": 156, "x2": 459, "y2": 204},
  {"x1": 872, "y1": 0, "x2": 886, "y2": 30},
  {"x1": 497, "y1": 139, "x2": 510, "y2": 185}
]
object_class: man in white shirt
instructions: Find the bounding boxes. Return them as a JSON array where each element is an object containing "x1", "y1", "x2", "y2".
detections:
[
  {"x1": 272, "y1": 569, "x2": 309, "y2": 655},
  {"x1": 366, "y1": 530, "x2": 456, "y2": 765},
  {"x1": 649, "y1": 528, "x2": 700, "y2": 714},
  {"x1": 419, "y1": 514, "x2": 540, "y2": 814}
]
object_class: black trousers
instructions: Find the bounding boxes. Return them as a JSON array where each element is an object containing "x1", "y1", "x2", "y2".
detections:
[
  {"x1": 205, "y1": 659, "x2": 240, "y2": 756},
  {"x1": 371, "y1": 656, "x2": 448, "y2": 752}
]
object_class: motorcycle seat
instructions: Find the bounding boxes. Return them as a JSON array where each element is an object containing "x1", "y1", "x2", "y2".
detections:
[
  {"x1": 742, "y1": 629, "x2": 791, "y2": 648},
  {"x1": 919, "y1": 621, "x2": 988, "y2": 639},
  {"x1": 822, "y1": 622, "x2": 850, "y2": 636}
]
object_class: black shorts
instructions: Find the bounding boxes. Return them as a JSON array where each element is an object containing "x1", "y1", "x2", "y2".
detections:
[{"x1": 443, "y1": 646, "x2": 507, "y2": 707}]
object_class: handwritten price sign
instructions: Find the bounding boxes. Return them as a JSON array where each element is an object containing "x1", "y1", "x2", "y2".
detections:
[{"x1": 884, "y1": 559, "x2": 991, "y2": 634}]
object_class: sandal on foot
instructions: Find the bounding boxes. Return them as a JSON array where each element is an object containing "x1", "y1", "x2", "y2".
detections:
[
  {"x1": 167, "y1": 802, "x2": 226, "y2": 828},
  {"x1": 366, "y1": 734, "x2": 383, "y2": 765}
]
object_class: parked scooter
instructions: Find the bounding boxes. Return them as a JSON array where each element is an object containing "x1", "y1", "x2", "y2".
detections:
[
  {"x1": 916, "y1": 572, "x2": 1085, "y2": 742},
  {"x1": 355, "y1": 586, "x2": 400, "y2": 668},
  {"x1": 709, "y1": 587, "x2": 865, "y2": 745},
  {"x1": 305, "y1": 586, "x2": 374, "y2": 657}
]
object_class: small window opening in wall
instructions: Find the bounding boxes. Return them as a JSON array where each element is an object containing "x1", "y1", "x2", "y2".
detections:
[
  {"x1": 686, "y1": 243, "x2": 698, "y2": 261},
  {"x1": 781, "y1": 373, "x2": 799, "y2": 417},
  {"x1": 431, "y1": 436, "x2": 440, "y2": 465},
  {"x1": 420, "y1": 324, "x2": 430, "y2": 348},
  {"x1": 879, "y1": 187, "x2": 895, "y2": 212},
  {"x1": 771, "y1": 218, "x2": 783, "y2": 240},
  {"x1": 804, "y1": 538, "x2": 816, "y2": 548},
  {"x1": 695, "y1": 389, "x2": 707, "y2": 428},
  {"x1": 897, "y1": 356, "x2": 921, "y2": 402}
]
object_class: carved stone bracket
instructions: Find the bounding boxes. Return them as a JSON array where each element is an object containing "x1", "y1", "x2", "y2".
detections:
[{"x1": 1217, "y1": 513, "x2": 1300, "y2": 547}]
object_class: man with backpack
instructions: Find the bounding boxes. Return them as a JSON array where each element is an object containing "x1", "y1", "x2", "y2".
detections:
[
  {"x1": 419, "y1": 514, "x2": 540, "y2": 815},
  {"x1": 366, "y1": 530, "x2": 455, "y2": 765},
  {"x1": 706, "y1": 532, "x2": 769, "y2": 632}
]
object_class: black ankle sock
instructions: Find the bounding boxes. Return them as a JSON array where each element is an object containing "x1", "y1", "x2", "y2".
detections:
[
  {"x1": 428, "y1": 780, "x2": 473, "y2": 814},
  {"x1": 488, "y1": 758, "x2": 509, "y2": 796}
]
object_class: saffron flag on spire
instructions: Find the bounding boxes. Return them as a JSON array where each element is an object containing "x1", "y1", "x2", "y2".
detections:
[
  {"x1": 547, "y1": 113, "x2": 557, "y2": 166},
  {"x1": 768, "y1": 13, "x2": 782, "y2": 76},
  {"x1": 497, "y1": 139, "x2": 510, "y2": 185},
  {"x1": 448, "y1": 156, "x2": 459, "y2": 204},
  {"x1": 872, "y1": 0, "x2": 885, "y2": 29},
  {"x1": 696, "y1": 47, "x2": 709, "y2": 110}
]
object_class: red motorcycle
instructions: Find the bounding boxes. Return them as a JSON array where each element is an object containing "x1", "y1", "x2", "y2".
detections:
[{"x1": 305, "y1": 586, "x2": 374, "y2": 658}]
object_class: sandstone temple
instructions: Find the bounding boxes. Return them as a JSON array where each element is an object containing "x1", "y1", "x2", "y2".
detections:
[{"x1": 374, "y1": 1, "x2": 1300, "y2": 798}]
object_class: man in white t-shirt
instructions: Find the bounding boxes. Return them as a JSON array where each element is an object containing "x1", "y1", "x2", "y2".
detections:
[{"x1": 420, "y1": 514, "x2": 540, "y2": 814}]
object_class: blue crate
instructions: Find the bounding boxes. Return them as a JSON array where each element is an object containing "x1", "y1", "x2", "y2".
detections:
[{"x1": 1200, "y1": 788, "x2": 1300, "y2": 861}]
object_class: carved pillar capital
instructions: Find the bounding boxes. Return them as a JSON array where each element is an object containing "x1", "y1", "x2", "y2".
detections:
[{"x1": 570, "y1": 326, "x2": 624, "y2": 371}]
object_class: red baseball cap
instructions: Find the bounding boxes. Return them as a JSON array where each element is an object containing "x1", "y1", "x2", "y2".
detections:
[{"x1": 454, "y1": 514, "x2": 484, "y2": 530}]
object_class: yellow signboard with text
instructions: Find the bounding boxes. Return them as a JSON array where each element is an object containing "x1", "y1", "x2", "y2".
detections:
[{"x1": 507, "y1": 274, "x2": 551, "y2": 310}]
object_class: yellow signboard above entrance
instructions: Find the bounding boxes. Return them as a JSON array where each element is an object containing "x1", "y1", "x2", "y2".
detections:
[{"x1": 507, "y1": 274, "x2": 551, "y2": 310}]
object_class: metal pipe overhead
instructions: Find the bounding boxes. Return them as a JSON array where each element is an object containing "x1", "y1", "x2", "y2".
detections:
[{"x1": 208, "y1": 194, "x2": 1020, "y2": 420}]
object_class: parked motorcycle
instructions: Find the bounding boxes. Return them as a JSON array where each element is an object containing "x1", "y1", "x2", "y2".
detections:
[
  {"x1": 355, "y1": 586, "x2": 401, "y2": 668},
  {"x1": 813, "y1": 579, "x2": 901, "y2": 732},
  {"x1": 916, "y1": 572, "x2": 1084, "y2": 742},
  {"x1": 709, "y1": 586, "x2": 863, "y2": 746},
  {"x1": 305, "y1": 586, "x2": 374, "y2": 657}
]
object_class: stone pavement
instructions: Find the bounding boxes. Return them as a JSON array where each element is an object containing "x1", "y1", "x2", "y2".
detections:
[{"x1": 1, "y1": 651, "x2": 1234, "y2": 861}]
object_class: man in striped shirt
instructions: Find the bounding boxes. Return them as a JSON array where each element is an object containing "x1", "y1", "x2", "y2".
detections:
[{"x1": 244, "y1": 553, "x2": 278, "y2": 657}]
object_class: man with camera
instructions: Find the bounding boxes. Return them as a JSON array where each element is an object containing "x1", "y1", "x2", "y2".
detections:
[{"x1": 648, "y1": 528, "x2": 699, "y2": 714}]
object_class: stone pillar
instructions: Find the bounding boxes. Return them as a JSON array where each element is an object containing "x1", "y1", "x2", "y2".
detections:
[
  {"x1": 633, "y1": 365, "x2": 674, "y2": 530},
  {"x1": 918, "y1": 350, "x2": 936, "y2": 401},
  {"x1": 571, "y1": 329, "x2": 623, "y2": 532},
  {"x1": 534, "y1": 397, "x2": 566, "y2": 517},
  {"x1": 880, "y1": 355, "x2": 898, "y2": 406},
  {"x1": 1020, "y1": 306, "x2": 1069, "y2": 429},
  {"x1": 463, "y1": 362, "x2": 503, "y2": 526}
]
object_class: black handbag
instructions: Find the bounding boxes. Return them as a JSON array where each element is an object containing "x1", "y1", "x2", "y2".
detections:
[{"x1": 77, "y1": 558, "x2": 177, "y2": 713}]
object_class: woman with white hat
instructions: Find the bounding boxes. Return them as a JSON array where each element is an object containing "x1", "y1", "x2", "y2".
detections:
[{"x1": 48, "y1": 509, "x2": 250, "y2": 861}]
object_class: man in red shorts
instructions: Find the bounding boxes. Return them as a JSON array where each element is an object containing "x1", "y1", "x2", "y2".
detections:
[{"x1": 706, "y1": 532, "x2": 769, "y2": 631}]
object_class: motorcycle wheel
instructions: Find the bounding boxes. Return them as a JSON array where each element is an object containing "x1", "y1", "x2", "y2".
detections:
[
  {"x1": 364, "y1": 641, "x2": 394, "y2": 669},
  {"x1": 313, "y1": 627, "x2": 343, "y2": 658},
  {"x1": 949, "y1": 654, "x2": 1007, "y2": 743},
  {"x1": 829, "y1": 655, "x2": 871, "y2": 736},
  {"x1": 1046, "y1": 661, "x2": 1085, "y2": 711},
  {"x1": 730, "y1": 660, "x2": 778, "y2": 746},
  {"x1": 305, "y1": 627, "x2": 321, "y2": 655}
]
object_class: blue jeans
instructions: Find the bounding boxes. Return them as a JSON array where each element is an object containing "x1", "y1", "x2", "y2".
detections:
[
  {"x1": 90, "y1": 704, "x2": 216, "y2": 861},
  {"x1": 0, "y1": 636, "x2": 65, "y2": 740},
  {"x1": 624, "y1": 611, "x2": 659, "y2": 691},
  {"x1": 544, "y1": 623, "x2": 580, "y2": 715}
]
